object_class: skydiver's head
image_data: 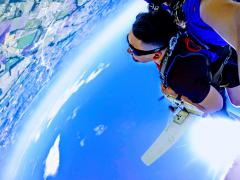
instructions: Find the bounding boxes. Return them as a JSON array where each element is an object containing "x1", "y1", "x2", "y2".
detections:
[{"x1": 127, "y1": 11, "x2": 178, "y2": 64}]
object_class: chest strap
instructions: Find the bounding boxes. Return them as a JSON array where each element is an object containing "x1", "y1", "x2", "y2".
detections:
[
  {"x1": 160, "y1": 32, "x2": 181, "y2": 88},
  {"x1": 211, "y1": 46, "x2": 232, "y2": 87}
]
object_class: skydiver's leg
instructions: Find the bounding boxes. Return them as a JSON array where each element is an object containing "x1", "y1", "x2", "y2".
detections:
[
  {"x1": 200, "y1": 0, "x2": 240, "y2": 82},
  {"x1": 226, "y1": 86, "x2": 240, "y2": 107},
  {"x1": 221, "y1": 49, "x2": 240, "y2": 107}
]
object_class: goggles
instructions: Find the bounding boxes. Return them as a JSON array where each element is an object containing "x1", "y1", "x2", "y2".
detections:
[{"x1": 126, "y1": 35, "x2": 165, "y2": 56}]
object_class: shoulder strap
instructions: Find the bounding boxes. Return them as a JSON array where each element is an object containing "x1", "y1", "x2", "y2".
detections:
[
  {"x1": 211, "y1": 46, "x2": 232, "y2": 87},
  {"x1": 160, "y1": 32, "x2": 181, "y2": 87}
]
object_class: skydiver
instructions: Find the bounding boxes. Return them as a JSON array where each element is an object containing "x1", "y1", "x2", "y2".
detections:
[
  {"x1": 126, "y1": 10, "x2": 240, "y2": 115},
  {"x1": 144, "y1": 0, "x2": 240, "y2": 83}
]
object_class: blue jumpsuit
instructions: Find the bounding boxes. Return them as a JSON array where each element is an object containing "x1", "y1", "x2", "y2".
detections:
[{"x1": 183, "y1": 0, "x2": 228, "y2": 47}]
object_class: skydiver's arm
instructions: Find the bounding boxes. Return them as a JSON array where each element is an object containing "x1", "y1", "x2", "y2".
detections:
[
  {"x1": 226, "y1": 85, "x2": 240, "y2": 107},
  {"x1": 200, "y1": 0, "x2": 240, "y2": 81},
  {"x1": 198, "y1": 85, "x2": 223, "y2": 113},
  {"x1": 200, "y1": 0, "x2": 240, "y2": 50}
]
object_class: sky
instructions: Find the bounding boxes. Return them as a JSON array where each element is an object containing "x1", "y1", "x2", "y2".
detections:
[{"x1": 1, "y1": 1, "x2": 240, "y2": 180}]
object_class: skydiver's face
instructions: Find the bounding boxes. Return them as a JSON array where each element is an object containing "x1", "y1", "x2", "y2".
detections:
[{"x1": 126, "y1": 31, "x2": 167, "y2": 64}]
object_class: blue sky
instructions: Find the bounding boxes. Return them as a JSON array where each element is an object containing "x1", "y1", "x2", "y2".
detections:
[{"x1": 2, "y1": 1, "x2": 240, "y2": 180}]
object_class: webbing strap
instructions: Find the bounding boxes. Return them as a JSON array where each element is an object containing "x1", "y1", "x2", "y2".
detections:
[
  {"x1": 160, "y1": 33, "x2": 181, "y2": 87},
  {"x1": 211, "y1": 46, "x2": 232, "y2": 86}
]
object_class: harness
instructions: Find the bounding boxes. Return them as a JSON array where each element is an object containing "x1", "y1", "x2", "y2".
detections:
[
  {"x1": 160, "y1": 32, "x2": 181, "y2": 88},
  {"x1": 157, "y1": 32, "x2": 232, "y2": 116},
  {"x1": 159, "y1": 32, "x2": 232, "y2": 90}
]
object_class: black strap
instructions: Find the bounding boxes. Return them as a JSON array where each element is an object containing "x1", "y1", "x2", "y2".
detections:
[
  {"x1": 160, "y1": 32, "x2": 181, "y2": 87},
  {"x1": 211, "y1": 46, "x2": 232, "y2": 87}
]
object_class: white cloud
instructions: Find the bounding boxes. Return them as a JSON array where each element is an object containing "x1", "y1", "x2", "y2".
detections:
[
  {"x1": 94, "y1": 124, "x2": 107, "y2": 136},
  {"x1": 34, "y1": 130, "x2": 41, "y2": 142},
  {"x1": 71, "y1": 71, "x2": 87, "y2": 93},
  {"x1": 71, "y1": 79, "x2": 85, "y2": 93},
  {"x1": 80, "y1": 138, "x2": 85, "y2": 147},
  {"x1": 85, "y1": 63, "x2": 110, "y2": 83},
  {"x1": 46, "y1": 90, "x2": 72, "y2": 128},
  {"x1": 71, "y1": 106, "x2": 80, "y2": 120},
  {"x1": 43, "y1": 135, "x2": 61, "y2": 180}
]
